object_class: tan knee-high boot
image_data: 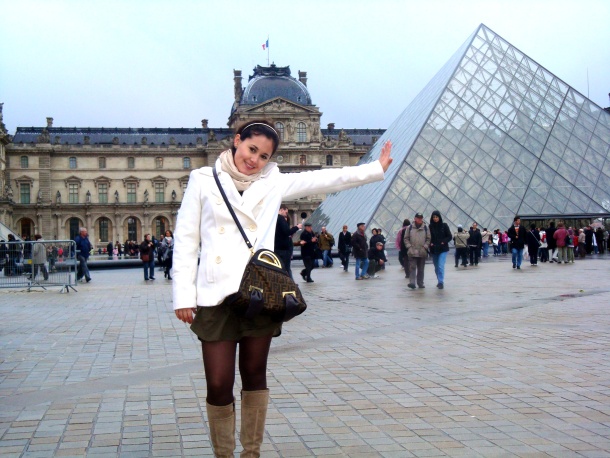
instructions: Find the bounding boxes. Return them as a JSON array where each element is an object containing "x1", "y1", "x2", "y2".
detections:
[
  {"x1": 206, "y1": 401, "x2": 236, "y2": 458},
  {"x1": 240, "y1": 389, "x2": 269, "y2": 458}
]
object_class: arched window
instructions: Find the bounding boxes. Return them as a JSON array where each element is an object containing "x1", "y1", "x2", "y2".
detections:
[
  {"x1": 98, "y1": 217, "x2": 110, "y2": 242},
  {"x1": 275, "y1": 122, "x2": 284, "y2": 141},
  {"x1": 154, "y1": 216, "x2": 168, "y2": 239},
  {"x1": 326, "y1": 154, "x2": 333, "y2": 166},
  {"x1": 297, "y1": 122, "x2": 307, "y2": 142},
  {"x1": 69, "y1": 218, "x2": 80, "y2": 240},
  {"x1": 127, "y1": 218, "x2": 137, "y2": 241},
  {"x1": 299, "y1": 155, "x2": 307, "y2": 166}
]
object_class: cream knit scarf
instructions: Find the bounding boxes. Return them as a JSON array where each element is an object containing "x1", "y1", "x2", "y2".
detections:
[{"x1": 219, "y1": 149, "x2": 262, "y2": 192}]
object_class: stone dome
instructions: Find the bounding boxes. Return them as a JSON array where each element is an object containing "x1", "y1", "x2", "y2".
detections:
[{"x1": 240, "y1": 64, "x2": 312, "y2": 106}]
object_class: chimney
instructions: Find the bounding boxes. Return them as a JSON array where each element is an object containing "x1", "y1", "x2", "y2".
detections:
[
  {"x1": 327, "y1": 123, "x2": 335, "y2": 131},
  {"x1": 298, "y1": 70, "x2": 308, "y2": 86},
  {"x1": 46, "y1": 117, "x2": 53, "y2": 128},
  {"x1": 233, "y1": 69, "x2": 243, "y2": 102},
  {"x1": 201, "y1": 119, "x2": 208, "y2": 129}
]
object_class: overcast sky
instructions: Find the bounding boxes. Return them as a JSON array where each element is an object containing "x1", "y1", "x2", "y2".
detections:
[{"x1": 1, "y1": 0, "x2": 609, "y2": 135}]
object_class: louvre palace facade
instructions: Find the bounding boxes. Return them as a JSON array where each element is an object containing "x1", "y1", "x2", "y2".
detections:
[{"x1": 0, "y1": 65, "x2": 385, "y2": 246}]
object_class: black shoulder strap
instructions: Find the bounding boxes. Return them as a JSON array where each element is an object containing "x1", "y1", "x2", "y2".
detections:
[{"x1": 213, "y1": 167, "x2": 254, "y2": 253}]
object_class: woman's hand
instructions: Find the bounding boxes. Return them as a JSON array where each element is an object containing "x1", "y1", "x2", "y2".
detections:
[
  {"x1": 379, "y1": 140, "x2": 393, "y2": 172},
  {"x1": 175, "y1": 307, "x2": 196, "y2": 324}
]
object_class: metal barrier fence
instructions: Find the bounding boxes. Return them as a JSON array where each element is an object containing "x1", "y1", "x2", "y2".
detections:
[{"x1": 0, "y1": 240, "x2": 78, "y2": 292}]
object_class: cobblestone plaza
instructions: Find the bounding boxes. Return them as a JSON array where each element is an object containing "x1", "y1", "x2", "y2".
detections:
[{"x1": 1, "y1": 255, "x2": 609, "y2": 457}]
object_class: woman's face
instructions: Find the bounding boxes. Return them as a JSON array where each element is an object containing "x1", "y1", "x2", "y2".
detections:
[
  {"x1": 165, "y1": 231, "x2": 171, "y2": 237},
  {"x1": 233, "y1": 133, "x2": 274, "y2": 175}
]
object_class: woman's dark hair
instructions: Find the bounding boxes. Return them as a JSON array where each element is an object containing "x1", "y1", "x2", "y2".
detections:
[
  {"x1": 231, "y1": 119, "x2": 280, "y2": 155},
  {"x1": 403, "y1": 219, "x2": 410, "y2": 227},
  {"x1": 165, "y1": 229, "x2": 173, "y2": 237}
]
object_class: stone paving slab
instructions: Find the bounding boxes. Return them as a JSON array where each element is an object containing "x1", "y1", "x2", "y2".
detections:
[{"x1": 1, "y1": 254, "x2": 610, "y2": 457}]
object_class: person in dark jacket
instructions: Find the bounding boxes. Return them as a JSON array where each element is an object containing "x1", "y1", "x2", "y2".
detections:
[
  {"x1": 337, "y1": 225, "x2": 352, "y2": 272},
  {"x1": 429, "y1": 210, "x2": 452, "y2": 289},
  {"x1": 299, "y1": 223, "x2": 317, "y2": 283},
  {"x1": 467, "y1": 223, "x2": 482, "y2": 266},
  {"x1": 139, "y1": 233, "x2": 156, "y2": 281},
  {"x1": 367, "y1": 242, "x2": 387, "y2": 277},
  {"x1": 526, "y1": 223, "x2": 541, "y2": 266},
  {"x1": 369, "y1": 228, "x2": 384, "y2": 249},
  {"x1": 396, "y1": 219, "x2": 410, "y2": 275},
  {"x1": 507, "y1": 216, "x2": 526, "y2": 269},
  {"x1": 351, "y1": 222, "x2": 369, "y2": 280},
  {"x1": 74, "y1": 227, "x2": 93, "y2": 282},
  {"x1": 546, "y1": 221, "x2": 557, "y2": 262},
  {"x1": 274, "y1": 205, "x2": 301, "y2": 279}
]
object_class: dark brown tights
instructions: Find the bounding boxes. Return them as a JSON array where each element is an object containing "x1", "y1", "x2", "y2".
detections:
[{"x1": 202, "y1": 335, "x2": 273, "y2": 406}]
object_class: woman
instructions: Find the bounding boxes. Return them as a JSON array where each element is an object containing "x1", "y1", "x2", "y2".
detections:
[
  {"x1": 139, "y1": 234, "x2": 155, "y2": 281},
  {"x1": 492, "y1": 229, "x2": 500, "y2": 256},
  {"x1": 160, "y1": 230, "x2": 174, "y2": 280},
  {"x1": 578, "y1": 228, "x2": 586, "y2": 258},
  {"x1": 526, "y1": 224, "x2": 540, "y2": 266},
  {"x1": 428, "y1": 210, "x2": 452, "y2": 289},
  {"x1": 453, "y1": 225, "x2": 469, "y2": 268},
  {"x1": 32, "y1": 234, "x2": 49, "y2": 281},
  {"x1": 173, "y1": 120, "x2": 393, "y2": 457}
]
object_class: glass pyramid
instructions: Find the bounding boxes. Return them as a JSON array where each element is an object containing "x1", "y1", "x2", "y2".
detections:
[{"x1": 308, "y1": 24, "x2": 610, "y2": 238}]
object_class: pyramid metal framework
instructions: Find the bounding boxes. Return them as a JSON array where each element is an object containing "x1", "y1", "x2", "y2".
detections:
[{"x1": 307, "y1": 24, "x2": 610, "y2": 238}]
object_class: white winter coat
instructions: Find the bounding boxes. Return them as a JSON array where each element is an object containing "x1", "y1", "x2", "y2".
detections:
[{"x1": 172, "y1": 155, "x2": 385, "y2": 310}]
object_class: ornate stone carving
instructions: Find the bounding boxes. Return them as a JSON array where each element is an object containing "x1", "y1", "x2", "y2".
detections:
[
  {"x1": 86, "y1": 190, "x2": 91, "y2": 203},
  {"x1": 37, "y1": 129, "x2": 50, "y2": 144},
  {"x1": 56, "y1": 190, "x2": 61, "y2": 204},
  {"x1": 141, "y1": 137, "x2": 147, "y2": 145},
  {"x1": 208, "y1": 130, "x2": 216, "y2": 141},
  {"x1": 114, "y1": 190, "x2": 119, "y2": 203},
  {"x1": 84, "y1": 136, "x2": 90, "y2": 145},
  {"x1": 112, "y1": 137, "x2": 119, "y2": 145},
  {"x1": 169, "y1": 137, "x2": 176, "y2": 145}
]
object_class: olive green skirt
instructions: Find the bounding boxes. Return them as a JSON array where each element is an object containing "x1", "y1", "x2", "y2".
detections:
[{"x1": 190, "y1": 300, "x2": 282, "y2": 342}]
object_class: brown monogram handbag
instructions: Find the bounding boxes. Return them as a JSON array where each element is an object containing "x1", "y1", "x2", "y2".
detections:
[{"x1": 213, "y1": 168, "x2": 307, "y2": 322}]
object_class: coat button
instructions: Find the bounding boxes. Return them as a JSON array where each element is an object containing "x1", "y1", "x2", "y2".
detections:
[
  {"x1": 218, "y1": 227, "x2": 225, "y2": 234},
  {"x1": 216, "y1": 198, "x2": 223, "y2": 205},
  {"x1": 215, "y1": 256, "x2": 222, "y2": 263},
  {"x1": 248, "y1": 224, "x2": 256, "y2": 231}
]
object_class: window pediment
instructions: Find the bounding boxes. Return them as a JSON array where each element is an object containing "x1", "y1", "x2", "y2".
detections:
[
  {"x1": 151, "y1": 175, "x2": 168, "y2": 184},
  {"x1": 64, "y1": 175, "x2": 82, "y2": 188},
  {"x1": 94, "y1": 175, "x2": 112, "y2": 188},
  {"x1": 14, "y1": 174, "x2": 35, "y2": 185},
  {"x1": 122, "y1": 176, "x2": 140, "y2": 187}
]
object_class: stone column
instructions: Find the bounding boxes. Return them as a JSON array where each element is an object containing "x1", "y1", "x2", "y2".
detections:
[{"x1": 55, "y1": 213, "x2": 62, "y2": 240}]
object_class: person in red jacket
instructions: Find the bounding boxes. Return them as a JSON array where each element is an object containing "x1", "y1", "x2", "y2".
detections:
[{"x1": 553, "y1": 222, "x2": 569, "y2": 264}]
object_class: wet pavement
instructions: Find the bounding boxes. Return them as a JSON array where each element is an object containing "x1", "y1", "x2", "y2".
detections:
[{"x1": 1, "y1": 253, "x2": 609, "y2": 457}]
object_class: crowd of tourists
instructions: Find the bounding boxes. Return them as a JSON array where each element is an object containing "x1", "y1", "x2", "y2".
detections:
[{"x1": 273, "y1": 207, "x2": 609, "y2": 293}]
